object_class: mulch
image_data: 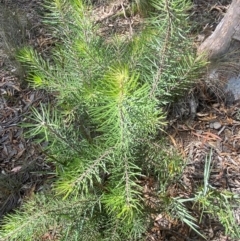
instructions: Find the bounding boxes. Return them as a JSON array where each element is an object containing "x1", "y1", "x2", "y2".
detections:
[
  {"x1": 166, "y1": 101, "x2": 240, "y2": 240},
  {"x1": 0, "y1": 0, "x2": 52, "y2": 218}
]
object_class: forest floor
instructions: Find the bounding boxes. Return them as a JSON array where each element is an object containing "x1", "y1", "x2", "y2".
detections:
[{"x1": 0, "y1": 0, "x2": 240, "y2": 240}]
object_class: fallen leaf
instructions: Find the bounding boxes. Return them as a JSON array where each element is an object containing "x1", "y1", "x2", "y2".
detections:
[
  {"x1": 168, "y1": 134, "x2": 177, "y2": 147},
  {"x1": 11, "y1": 166, "x2": 22, "y2": 173},
  {"x1": 196, "y1": 112, "x2": 209, "y2": 117}
]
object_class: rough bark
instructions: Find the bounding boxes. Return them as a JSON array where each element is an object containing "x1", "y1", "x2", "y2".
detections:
[{"x1": 198, "y1": 0, "x2": 240, "y2": 60}]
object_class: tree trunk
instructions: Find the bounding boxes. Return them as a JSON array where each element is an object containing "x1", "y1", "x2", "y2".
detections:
[{"x1": 198, "y1": 0, "x2": 240, "y2": 60}]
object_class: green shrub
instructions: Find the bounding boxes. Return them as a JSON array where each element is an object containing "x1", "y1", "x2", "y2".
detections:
[{"x1": 0, "y1": 0, "x2": 209, "y2": 240}]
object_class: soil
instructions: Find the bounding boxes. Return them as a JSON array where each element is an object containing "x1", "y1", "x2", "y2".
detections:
[{"x1": 0, "y1": 0, "x2": 240, "y2": 240}]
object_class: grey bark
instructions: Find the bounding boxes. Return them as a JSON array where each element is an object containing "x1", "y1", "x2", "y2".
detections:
[{"x1": 198, "y1": 0, "x2": 240, "y2": 60}]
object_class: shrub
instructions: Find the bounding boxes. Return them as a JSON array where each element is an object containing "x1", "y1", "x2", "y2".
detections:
[{"x1": 0, "y1": 0, "x2": 208, "y2": 240}]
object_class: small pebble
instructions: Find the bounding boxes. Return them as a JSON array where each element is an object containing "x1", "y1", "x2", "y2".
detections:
[
  {"x1": 212, "y1": 103, "x2": 220, "y2": 108},
  {"x1": 213, "y1": 122, "x2": 221, "y2": 129}
]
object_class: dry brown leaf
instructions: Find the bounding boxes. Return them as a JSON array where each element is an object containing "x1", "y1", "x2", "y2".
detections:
[
  {"x1": 198, "y1": 114, "x2": 217, "y2": 121},
  {"x1": 168, "y1": 134, "x2": 177, "y2": 147},
  {"x1": 196, "y1": 112, "x2": 209, "y2": 117}
]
